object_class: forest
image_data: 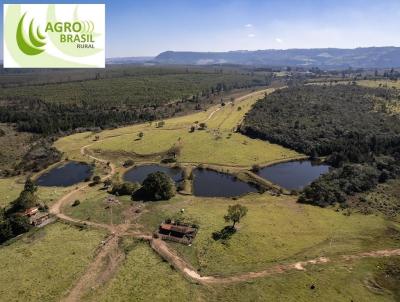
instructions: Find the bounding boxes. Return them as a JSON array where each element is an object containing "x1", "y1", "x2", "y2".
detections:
[
  {"x1": 241, "y1": 84, "x2": 400, "y2": 207},
  {"x1": 0, "y1": 66, "x2": 271, "y2": 135}
]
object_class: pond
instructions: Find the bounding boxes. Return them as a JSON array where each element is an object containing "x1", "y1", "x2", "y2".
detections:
[
  {"x1": 192, "y1": 169, "x2": 258, "y2": 197},
  {"x1": 36, "y1": 161, "x2": 93, "y2": 187},
  {"x1": 124, "y1": 164, "x2": 183, "y2": 184},
  {"x1": 256, "y1": 160, "x2": 330, "y2": 190}
]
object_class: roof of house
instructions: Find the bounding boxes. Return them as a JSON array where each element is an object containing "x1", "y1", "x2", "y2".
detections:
[
  {"x1": 24, "y1": 207, "x2": 39, "y2": 217},
  {"x1": 160, "y1": 223, "x2": 196, "y2": 234}
]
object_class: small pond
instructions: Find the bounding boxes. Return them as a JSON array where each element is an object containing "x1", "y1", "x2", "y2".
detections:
[
  {"x1": 193, "y1": 169, "x2": 258, "y2": 197},
  {"x1": 256, "y1": 160, "x2": 330, "y2": 190},
  {"x1": 36, "y1": 161, "x2": 93, "y2": 187},
  {"x1": 124, "y1": 164, "x2": 183, "y2": 184}
]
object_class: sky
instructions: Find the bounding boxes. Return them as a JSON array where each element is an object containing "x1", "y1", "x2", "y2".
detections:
[{"x1": 2, "y1": 0, "x2": 400, "y2": 58}]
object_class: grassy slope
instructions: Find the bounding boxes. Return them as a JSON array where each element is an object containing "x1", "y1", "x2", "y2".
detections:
[
  {"x1": 86, "y1": 240, "x2": 198, "y2": 302},
  {"x1": 63, "y1": 188, "x2": 133, "y2": 225},
  {"x1": 0, "y1": 223, "x2": 105, "y2": 302},
  {"x1": 0, "y1": 177, "x2": 24, "y2": 207},
  {"x1": 55, "y1": 89, "x2": 300, "y2": 167},
  {"x1": 88, "y1": 240, "x2": 398, "y2": 302},
  {"x1": 0, "y1": 124, "x2": 33, "y2": 171},
  {"x1": 0, "y1": 176, "x2": 71, "y2": 208},
  {"x1": 139, "y1": 194, "x2": 398, "y2": 276},
  {"x1": 205, "y1": 258, "x2": 398, "y2": 302}
]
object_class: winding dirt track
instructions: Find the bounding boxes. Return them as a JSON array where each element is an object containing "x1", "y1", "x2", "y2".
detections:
[{"x1": 48, "y1": 90, "x2": 400, "y2": 301}]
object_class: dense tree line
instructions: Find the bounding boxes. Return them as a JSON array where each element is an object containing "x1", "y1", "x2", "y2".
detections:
[
  {"x1": 241, "y1": 84, "x2": 400, "y2": 207},
  {"x1": 0, "y1": 179, "x2": 40, "y2": 243}
]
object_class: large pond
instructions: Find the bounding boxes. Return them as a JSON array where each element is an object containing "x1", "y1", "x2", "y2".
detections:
[
  {"x1": 124, "y1": 164, "x2": 183, "y2": 184},
  {"x1": 36, "y1": 161, "x2": 93, "y2": 187},
  {"x1": 256, "y1": 160, "x2": 330, "y2": 190},
  {"x1": 193, "y1": 169, "x2": 258, "y2": 197}
]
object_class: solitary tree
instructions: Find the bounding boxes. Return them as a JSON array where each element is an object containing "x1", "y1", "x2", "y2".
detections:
[
  {"x1": 92, "y1": 175, "x2": 101, "y2": 184},
  {"x1": 103, "y1": 178, "x2": 112, "y2": 188},
  {"x1": 142, "y1": 172, "x2": 175, "y2": 200},
  {"x1": 224, "y1": 204, "x2": 248, "y2": 229},
  {"x1": 138, "y1": 132, "x2": 144, "y2": 139}
]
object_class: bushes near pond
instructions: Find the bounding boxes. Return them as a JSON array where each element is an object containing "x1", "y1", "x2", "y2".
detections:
[{"x1": 110, "y1": 181, "x2": 140, "y2": 196}]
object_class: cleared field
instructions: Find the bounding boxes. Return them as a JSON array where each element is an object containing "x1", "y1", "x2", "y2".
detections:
[
  {"x1": 0, "y1": 176, "x2": 71, "y2": 208},
  {"x1": 86, "y1": 240, "x2": 399, "y2": 302},
  {"x1": 0, "y1": 177, "x2": 24, "y2": 208},
  {"x1": 358, "y1": 79, "x2": 400, "y2": 89},
  {"x1": 55, "y1": 89, "x2": 301, "y2": 167},
  {"x1": 63, "y1": 188, "x2": 133, "y2": 225},
  {"x1": 0, "y1": 223, "x2": 105, "y2": 302},
  {"x1": 0, "y1": 124, "x2": 33, "y2": 171},
  {"x1": 139, "y1": 194, "x2": 398, "y2": 276},
  {"x1": 85, "y1": 240, "x2": 197, "y2": 302},
  {"x1": 205, "y1": 257, "x2": 399, "y2": 301}
]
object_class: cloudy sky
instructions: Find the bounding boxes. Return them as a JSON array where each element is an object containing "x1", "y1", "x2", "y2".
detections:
[{"x1": 1, "y1": 0, "x2": 400, "y2": 58}]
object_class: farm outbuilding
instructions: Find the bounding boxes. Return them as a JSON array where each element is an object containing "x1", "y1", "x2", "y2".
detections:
[{"x1": 157, "y1": 222, "x2": 198, "y2": 245}]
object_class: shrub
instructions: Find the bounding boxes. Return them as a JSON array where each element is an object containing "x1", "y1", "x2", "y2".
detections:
[
  {"x1": 123, "y1": 159, "x2": 134, "y2": 167},
  {"x1": 92, "y1": 175, "x2": 101, "y2": 184},
  {"x1": 72, "y1": 200, "x2": 80, "y2": 207},
  {"x1": 110, "y1": 182, "x2": 140, "y2": 196},
  {"x1": 198, "y1": 123, "x2": 207, "y2": 130}
]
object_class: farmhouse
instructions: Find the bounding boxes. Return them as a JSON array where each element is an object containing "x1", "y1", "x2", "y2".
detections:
[
  {"x1": 29, "y1": 212, "x2": 50, "y2": 226},
  {"x1": 24, "y1": 207, "x2": 39, "y2": 217},
  {"x1": 157, "y1": 222, "x2": 198, "y2": 245},
  {"x1": 20, "y1": 207, "x2": 50, "y2": 226}
]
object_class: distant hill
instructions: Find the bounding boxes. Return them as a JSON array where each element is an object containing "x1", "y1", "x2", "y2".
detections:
[
  {"x1": 154, "y1": 47, "x2": 400, "y2": 68},
  {"x1": 106, "y1": 57, "x2": 154, "y2": 64}
]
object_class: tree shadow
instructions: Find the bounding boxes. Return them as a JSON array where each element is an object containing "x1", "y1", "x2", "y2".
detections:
[{"x1": 212, "y1": 226, "x2": 236, "y2": 241}]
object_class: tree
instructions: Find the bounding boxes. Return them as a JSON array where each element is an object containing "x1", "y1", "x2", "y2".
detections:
[
  {"x1": 24, "y1": 177, "x2": 37, "y2": 193},
  {"x1": 138, "y1": 132, "x2": 144, "y2": 139},
  {"x1": 167, "y1": 145, "x2": 182, "y2": 159},
  {"x1": 10, "y1": 190, "x2": 38, "y2": 212},
  {"x1": 103, "y1": 178, "x2": 112, "y2": 188},
  {"x1": 0, "y1": 211, "x2": 13, "y2": 243},
  {"x1": 142, "y1": 172, "x2": 176, "y2": 200},
  {"x1": 92, "y1": 175, "x2": 101, "y2": 184},
  {"x1": 199, "y1": 123, "x2": 207, "y2": 130},
  {"x1": 8, "y1": 215, "x2": 31, "y2": 234},
  {"x1": 224, "y1": 204, "x2": 248, "y2": 229}
]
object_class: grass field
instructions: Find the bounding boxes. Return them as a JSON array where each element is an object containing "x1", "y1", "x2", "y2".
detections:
[
  {"x1": 0, "y1": 223, "x2": 105, "y2": 302},
  {"x1": 55, "y1": 89, "x2": 301, "y2": 167},
  {"x1": 204, "y1": 257, "x2": 399, "y2": 301},
  {"x1": 86, "y1": 239, "x2": 399, "y2": 302},
  {"x1": 63, "y1": 188, "x2": 133, "y2": 225},
  {"x1": 85, "y1": 240, "x2": 198, "y2": 302},
  {"x1": 0, "y1": 176, "x2": 71, "y2": 208},
  {"x1": 358, "y1": 79, "x2": 400, "y2": 89},
  {"x1": 138, "y1": 194, "x2": 399, "y2": 276},
  {"x1": 0, "y1": 177, "x2": 24, "y2": 208}
]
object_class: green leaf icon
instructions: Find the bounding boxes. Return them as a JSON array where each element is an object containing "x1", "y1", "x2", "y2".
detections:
[{"x1": 16, "y1": 13, "x2": 46, "y2": 55}]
